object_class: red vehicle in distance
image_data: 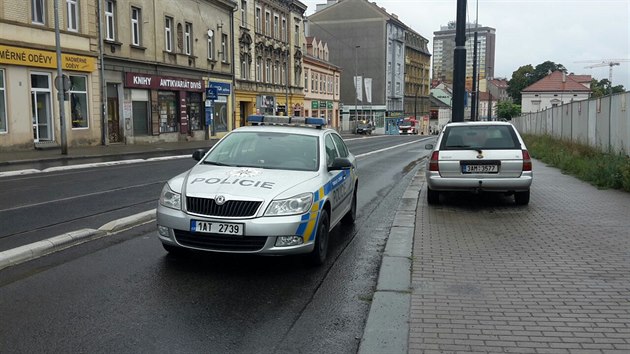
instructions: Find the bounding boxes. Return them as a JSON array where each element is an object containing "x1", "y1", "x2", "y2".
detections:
[{"x1": 398, "y1": 117, "x2": 418, "y2": 135}]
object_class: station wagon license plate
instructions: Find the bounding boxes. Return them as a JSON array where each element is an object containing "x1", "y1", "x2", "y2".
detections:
[
  {"x1": 191, "y1": 220, "x2": 243, "y2": 235},
  {"x1": 462, "y1": 164, "x2": 499, "y2": 173}
]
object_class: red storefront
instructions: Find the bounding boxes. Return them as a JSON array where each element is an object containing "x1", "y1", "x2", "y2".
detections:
[{"x1": 124, "y1": 73, "x2": 205, "y2": 135}]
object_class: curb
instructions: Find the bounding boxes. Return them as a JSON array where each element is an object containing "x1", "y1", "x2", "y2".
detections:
[
  {"x1": 0, "y1": 209, "x2": 157, "y2": 271},
  {"x1": 358, "y1": 167, "x2": 424, "y2": 354}
]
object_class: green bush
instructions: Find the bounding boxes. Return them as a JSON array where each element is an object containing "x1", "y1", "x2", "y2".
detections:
[{"x1": 522, "y1": 134, "x2": 630, "y2": 192}]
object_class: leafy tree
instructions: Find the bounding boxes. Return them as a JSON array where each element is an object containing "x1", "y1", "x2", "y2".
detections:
[
  {"x1": 590, "y1": 78, "x2": 625, "y2": 97},
  {"x1": 496, "y1": 100, "x2": 521, "y2": 120},
  {"x1": 507, "y1": 65, "x2": 534, "y2": 104}
]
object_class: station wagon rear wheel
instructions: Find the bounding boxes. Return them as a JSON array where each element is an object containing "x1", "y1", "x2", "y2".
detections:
[
  {"x1": 514, "y1": 190, "x2": 530, "y2": 205},
  {"x1": 307, "y1": 210, "x2": 330, "y2": 266},
  {"x1": 427, "y1": 187, "x2": 440, "y2": 205}
]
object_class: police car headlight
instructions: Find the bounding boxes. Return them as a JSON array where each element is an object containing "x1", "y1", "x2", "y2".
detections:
[
  {"x1": 159, "y1": 184, "x2": 181, "y2": 210},
  {"x1": 265, "y1": 193, "x2": 313, "y2": 216}
]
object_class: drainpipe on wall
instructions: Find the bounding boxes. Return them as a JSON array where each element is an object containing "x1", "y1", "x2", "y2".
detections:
[
  {"x1": 230, "y1": 6, "x2": 236, "y2": 130},
  {"x1": 97, "y1": 0, "x2": 107, "y2": 145}
]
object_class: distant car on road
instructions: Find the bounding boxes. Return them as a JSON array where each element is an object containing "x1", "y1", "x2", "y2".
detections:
[
  {"x1": 355, "y1": 121, "x2": 373, "y2": 135},
  {"x1": 398, "y1": 117, "x2": 418, "y2": 135},
  {"x1": 157, "y1": 115, "x2": 358, "y2": 265},
  {"x1": 424, "y1": 121, "x2": 533, "y2": 205}
]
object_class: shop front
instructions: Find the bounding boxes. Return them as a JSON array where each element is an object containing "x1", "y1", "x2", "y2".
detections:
[
  {"x1": 205, "y1": 80, "x2": 232, "y2": 138},
  {"x1": 124, "y1": 73, "x2": 205, "y2": 143},
  {"x1": 0, "y1": 44, "x2": 98, "y2": 150}
]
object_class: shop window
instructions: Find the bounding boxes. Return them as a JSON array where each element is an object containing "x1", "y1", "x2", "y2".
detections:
[
  {"x1": 0, "y1": 70, "x2": 6, "y2": 133},
  {"x1": 158, "y1": 91, "x2": 179, "y2": 133},
  {"x1": 69, "y1": 75, "x2": 89, "y2": 128},
  {"x1": 66, "y1": 0, "x2": 79, "y2": 31},
  {"x1": 187, "y1": 92, "x2": 203, "y2": 131}
]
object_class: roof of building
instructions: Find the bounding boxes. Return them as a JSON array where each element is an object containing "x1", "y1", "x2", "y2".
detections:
[
  {"x1": 430, "y1": 93, "x2": 451, "y2": 108},
  {"x1": 568, "y1": 74, "x2": 592, "y2": 84},
  {"x1": 488, "y1": 78, "x2": 508, "y2": 88},
  {"x1": 522, "y1": 71, "x2": 591, "y2": 93}
]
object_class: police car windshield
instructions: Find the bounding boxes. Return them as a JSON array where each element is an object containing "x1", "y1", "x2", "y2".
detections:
[{"x1": 202, "y1": 131, "x2": 320, "y2": 171}]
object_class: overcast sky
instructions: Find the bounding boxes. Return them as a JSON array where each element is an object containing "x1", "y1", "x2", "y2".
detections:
[{"x1": 303, "y1": 0, "x2": 630, "y2": 89}]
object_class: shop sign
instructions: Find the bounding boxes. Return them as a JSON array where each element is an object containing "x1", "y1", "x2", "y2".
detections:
[
  {"x1": 125, "y1": 72, "x2": 204, "y2": 91},
  {"x1": 208, "y1": 81, "x2": 231, "y2": 95},
  {"x1": 0, "y1": 44, "x2": 96, "y2": 72},
  {"x1": 320, "y1": 101, "x2": 327, "y2": 109},
  {"x1": 311, "y1": 101, "x2": 319, "y2": 109},
  {"x1": 206, "y1": 87, "x2": 218, "y2": 100},
  {"x1": 327, "y1": 101, "x2": 333, "y2": 109}
]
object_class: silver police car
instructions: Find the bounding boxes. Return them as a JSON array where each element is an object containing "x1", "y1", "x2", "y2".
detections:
[{"x1": 157, "y1": 115, "x2": 358, "y2": 265}]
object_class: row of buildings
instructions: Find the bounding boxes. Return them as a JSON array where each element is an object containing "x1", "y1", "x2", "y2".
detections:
[{"x1": 0, "y1": 0, "x2": 435, "y2": 151}]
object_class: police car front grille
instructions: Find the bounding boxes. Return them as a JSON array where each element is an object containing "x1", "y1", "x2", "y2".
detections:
[
  {"x1": 186, "y1": 197, "x2": 261, "y2": 217},
  {"x1": 174, "y1": 230, "x2": 267, "y2": 252}
]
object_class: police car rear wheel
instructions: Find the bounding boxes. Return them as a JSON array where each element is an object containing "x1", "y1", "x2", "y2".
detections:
[{"x1": 307, "y1": 210, "x2": 330, "y2": 266}]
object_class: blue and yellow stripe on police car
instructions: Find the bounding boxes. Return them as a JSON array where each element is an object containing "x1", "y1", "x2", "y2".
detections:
[{"x1": 295, "y1": 169, "x2": 353, "y2": 242}]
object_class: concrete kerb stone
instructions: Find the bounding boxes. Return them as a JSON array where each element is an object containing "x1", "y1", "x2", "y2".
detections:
[{"x1": 0, "y1": 210, "x2": 157, "y2": 271}]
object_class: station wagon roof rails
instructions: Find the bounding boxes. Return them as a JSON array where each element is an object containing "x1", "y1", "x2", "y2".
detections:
[{"x1": 247, "y1": 115, "x2": 326, "y2": 129}]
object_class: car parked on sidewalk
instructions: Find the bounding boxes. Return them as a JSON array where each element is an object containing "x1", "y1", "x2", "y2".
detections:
[
  {"x1": 157, "y1": 115, "x2": 358, "y2": 265},
  {"x1": 424, "y1": 121, "x2": 533, "y2": 205}
]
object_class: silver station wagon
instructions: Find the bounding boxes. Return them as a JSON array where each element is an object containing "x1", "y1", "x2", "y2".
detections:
[
  {"x1": 157, "y1": 116, "x2": 358, "y2": 265},
  {"x1": 424, "y1": 121, "x2": 533, "y2": 205}
]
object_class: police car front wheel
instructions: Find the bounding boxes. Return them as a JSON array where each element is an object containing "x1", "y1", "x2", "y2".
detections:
[{"x1": 307, "y1": 210, "x2": 330, "y2": 266}]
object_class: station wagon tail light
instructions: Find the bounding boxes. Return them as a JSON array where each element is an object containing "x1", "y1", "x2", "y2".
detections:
[
  {"x1": 429, "y1": 151, "x2": 440, "y2": 171},
  {"x1": 522, "y1": 150, "x2": 532, "y2": 171}
]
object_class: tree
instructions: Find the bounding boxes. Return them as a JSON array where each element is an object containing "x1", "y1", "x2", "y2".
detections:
[
  {"x1": 590, "y1": 78, "x2": 625, "y2": 97},
  {"x1": 496, "y1": 100, "x2": 521, "y2": 120}
]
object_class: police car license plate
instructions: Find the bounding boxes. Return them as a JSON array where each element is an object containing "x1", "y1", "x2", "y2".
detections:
[{"x1": 191, "y1": 220, "x2": 243, "y2": 235}]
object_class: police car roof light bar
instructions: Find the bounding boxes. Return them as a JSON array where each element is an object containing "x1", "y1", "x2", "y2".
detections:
[{"x1": 246, "y1": 115, "x2": 326, "y2": 129}]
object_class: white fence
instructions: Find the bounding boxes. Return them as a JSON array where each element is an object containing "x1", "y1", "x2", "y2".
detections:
[{"x1": 512, "y1": 92, "x2": 630, "y2": 155}]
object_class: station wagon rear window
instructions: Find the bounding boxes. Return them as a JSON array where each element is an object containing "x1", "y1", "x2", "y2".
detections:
[{"x1": 441, "y1": 125, "x2": 520, "y2": 150}]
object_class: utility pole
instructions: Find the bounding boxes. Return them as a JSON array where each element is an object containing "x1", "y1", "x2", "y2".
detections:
[
  {"x1": 354, "y1": 45, "x2": 360, "y2": 129},
  {"x1": 54, "y1": 0, "x2": 67, "y2": 154},
  {"x1": 452, "y1": 0, "x2": 467, "y2": 122}
]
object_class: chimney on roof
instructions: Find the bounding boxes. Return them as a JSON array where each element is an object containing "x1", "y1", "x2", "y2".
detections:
[
  {"x1": 562, "y1": 71, "x2": 566, "y2": 83},
  {"x1": 392, "y1": 13, "x2": 398, "y2": 19}
]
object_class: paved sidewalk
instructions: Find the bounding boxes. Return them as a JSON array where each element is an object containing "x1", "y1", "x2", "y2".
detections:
[{"x1": 409, "y1": 161, "x2": 630, "y2": 353}]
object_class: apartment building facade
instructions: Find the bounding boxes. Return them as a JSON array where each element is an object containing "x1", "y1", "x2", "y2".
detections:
[
  {"x1": 101, "y1": 0, "x2": 237, "y2": 144},
  {"x1": 302, "y1": 36, "x2": 341, "y2": 128},
  {"x1": 432, "y1": 22, "x2": 495, "y2": 85},
  {"x1": 403, "y1": 28, "x2": 431, "y2": 121},
  {"x1": 0, "y1": 0, "x2": 101, "y2": 150},
  {"x1": 232, "y1": 0, "x2": 306, "y2": 127}
]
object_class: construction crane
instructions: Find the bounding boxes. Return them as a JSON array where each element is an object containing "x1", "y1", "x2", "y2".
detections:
[{"x1": 574, "y1": 59, "x2": 630, "y2": 91}]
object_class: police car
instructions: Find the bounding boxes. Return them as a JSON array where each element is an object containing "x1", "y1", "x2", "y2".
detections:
[{"x1": 157, "y1": 115, "x2": 358, "y2": 265}]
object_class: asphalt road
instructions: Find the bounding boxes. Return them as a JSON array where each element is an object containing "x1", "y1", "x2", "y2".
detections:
[{"x1": 0, "y1": 135, "x2": 433, "y2": 353}]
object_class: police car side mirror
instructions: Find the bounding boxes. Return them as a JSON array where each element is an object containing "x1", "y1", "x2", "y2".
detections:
[
  {"x1": 192, "y1": 149, "x2": 208, "y2": 161},
  {"x1": 424, "y1": 143, "x2": 434, "y2": 150},
  {"x1": 329, "y1": 157, "x2": 353, "y2": 171}
]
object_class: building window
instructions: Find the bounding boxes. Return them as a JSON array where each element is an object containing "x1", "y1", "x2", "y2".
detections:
[
  {"x1": 265, "y1": 59, "x2": 271, "y2": 83},
  {"x1": 265, "y1": 11, "x2": 271, "y2": 36},
  {"x1": 184, "y1": 22, "x2": 192, "y2": 55},
  {"x1": 241, "y1": 56, "x2": 250, "y2": 80},
  {"x1": 387, "y1": 82, "x2": 391, "y2": 95},
  {"x1": 294, "y1": 23, "x2": 299, "y2": 44},
  {"x1": 221, "y1": 33, "x2": 228, "y2": 62},
  {"x1": 32, "y1": 0, "x2": 46, "y2": 25},
  {"x1": 69, "y1": 75, "x2": 88, "y2": 129},
  {"x1": 241, "y1": 0, "x2": 247, "y2": 26},
  {"x1": 131, "y1": 7, "x2": 141, "y2": 46},
  {"x1": 304, "y1": 69, "x2": 308, "y2": 92},
  {"x1": 255, "y1": 7, "x2": 261, "y2": 32},
  {"x1": 273, "y1": 14, "x2": 279, "y2": 39},
  {"x1": 207, "y1": 33, "x2": 214, "y2": 60},
  {"x1": 281, "y1": 17, "x2": 287, "y2": 42},
  {"x1": 397, "y1": 63, "x2": 401, "y2": 75},
  {"x1": 105, "y1": 0, "x2": 115, "y2": 40},
  {"x1": 256, "y1": 57, "x2": 261, "y2": 82},
  {"x1": 66, "y1": 0, "x2": 79, "y2": 31},
  {"x1": 311, "y1": 72, "x2": 315, "y2": 91},
  {"x1": 165, "y1": 17, "x2": 173, "y2": 52},
  {"x1": 0, "y1": 70, "x2": 6, "y2": 133},
  {"x1": 273, "y1": 61, "x2": 278, "y2": 84},
  {"x1": 396, "y1": 82, "x2": 401, "y2": 94}
]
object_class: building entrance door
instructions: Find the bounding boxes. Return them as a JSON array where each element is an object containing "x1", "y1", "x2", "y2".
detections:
[
  {"x1": 31, "y1": 73, "x2": 53, "y2": 142},
  {"x1": 107, "y1": 84, "x2": 122, "y2": 143}
]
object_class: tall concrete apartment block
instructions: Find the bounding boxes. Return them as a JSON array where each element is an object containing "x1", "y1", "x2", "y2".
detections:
[
  {"x1": 307, "y1": 0, "x2": 430, "y2": 133},
  {"x1": 432, "y1": 22, "x2": 495, "y2": 85}
]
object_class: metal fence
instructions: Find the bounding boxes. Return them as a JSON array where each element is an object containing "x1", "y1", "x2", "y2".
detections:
[{"x1": 512, "y1": 92, "x2": 630, "y2": 155}]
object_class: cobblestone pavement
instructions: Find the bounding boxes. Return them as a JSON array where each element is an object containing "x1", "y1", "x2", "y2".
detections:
[{"x1": 410, "y1": 160, "x2": 630, "y2": 353}]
